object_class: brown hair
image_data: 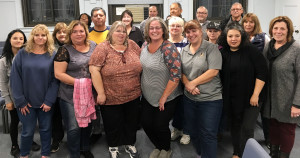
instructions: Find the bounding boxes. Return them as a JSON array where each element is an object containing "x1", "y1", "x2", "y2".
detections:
[
  {"x1": 184, "y1": 20, "x2": 202, "y2": 33},
  {"x1": 106, "y1": 21, "x2": 128, "y2": 46},
  {"x1": 65, "y1": 20, "x2": 90, "y2": 46},
  {"x1": 241, "y1": 13, "x2": 262, "y2": 36},
  {"x1": 52, "y1": 22, "x2": 67, "y2": 45},
  {"x1": 144, "y1": 17, "x2": 169, "y2": 43},
  {"x1": 269, "y1": 16, "x2": 294, "y2": 42}
]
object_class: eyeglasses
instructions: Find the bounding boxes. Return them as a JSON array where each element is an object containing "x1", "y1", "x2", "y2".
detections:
[
  {"x1": 197, "y1": 12, "x2": 207, "y2": 15},
  {"x1": 231, "y1": 8, "x2": 242, "y2": 11},
  {"x1": 170, "y1": 25, "x2": 182, "y2": 28},
  {"x1": 149, "y1": 27, "x2": 162, "y2": 31}
]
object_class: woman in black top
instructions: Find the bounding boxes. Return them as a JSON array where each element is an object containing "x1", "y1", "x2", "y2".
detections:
[{"x1": 218, "y1": 22, "x2": 268, "y2": 158}]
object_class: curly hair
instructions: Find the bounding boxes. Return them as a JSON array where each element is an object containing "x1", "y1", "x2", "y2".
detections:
[
  {"x1": 0, "y1": 29, "x2": 27, "y2": 66},
  {"x1": 25, "y1": 24, "x2": 55, "y2": 55}
]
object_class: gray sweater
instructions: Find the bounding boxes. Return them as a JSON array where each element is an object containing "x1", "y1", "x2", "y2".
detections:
[
  {"x1": 263, "y1": 41, "x2": 300, "y2": 123},
  {"x1": 0, "y1": 57, "x2": 14, "y2": 104}
]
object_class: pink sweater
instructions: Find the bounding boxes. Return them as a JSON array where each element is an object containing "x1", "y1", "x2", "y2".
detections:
[{"x1": 73, "y1": 78, "x2": 96, "y2": 127}]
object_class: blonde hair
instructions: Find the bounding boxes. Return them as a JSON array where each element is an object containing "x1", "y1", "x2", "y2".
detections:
[
  {"x1": 168, "y1": 16, "x2": 184, "y2": 28},
  {"x1": 25, "y1": 24, "x2": 54, "y2": 55},
  {"x1": 65, "y1": 20, "x2": 90, "y2": 46},
  {"x1": 106, "y1": 21, "x2": 128, "y2": 46}
]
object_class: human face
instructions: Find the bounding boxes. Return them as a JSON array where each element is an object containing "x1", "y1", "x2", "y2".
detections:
[
  {"x1": 243, "y1": 18, "x2": 255, "y2": 34},
  {"x1": 170, "y1": 3, "x2": 182, "y2": 17},
  {"x1": 33, "y1": 31, "x2": 47, "y2": 46},
  {"x1": 272, "y1": 21, "x2": 288, "y2": 44},
  {"x1": 121, "y1": 13, "x2": 132, "y2": 27},
  {"x1": 112, "y1": 26, "x2": 127, "y2": 45},
  {"x1": 56, "y1": 29, "x2": 66, "y2": 43},
  {"x1": 185, "y1": 28, "x2": 202, "y2": 45},
  {"x1": 71, "y1": 25, "x2": 86, "y2": 45},
  {"x1": 92, "y1": 10, "x2": 106, "y2": 27},
  {"x1": 196, "y1": 7, "x2": 208, "y2": 23},
  {"x1": 227, "y1": 29, "x2": 241, "y2": 51},
  {"x1": 80, "y1": 14, "x2": 89, "y2": 26},
  {"x1": 149, "y1": 20, "x2": 163, "y2": 42},
  {"x1": 207, "y1": 29, "x2": 221, "y2": 41},
  {"x1": 10, "y1": 32, "x2": 24, "y2": 50},
  {"x1": 149, "y1": 6, "x2": 158, "y2": 17},
  {"x1": 230, "y1": 4, "x2": 243, "y2": 20},
  {"x1": 169, "y1": 23, "x2": 183, "y2": 37}
]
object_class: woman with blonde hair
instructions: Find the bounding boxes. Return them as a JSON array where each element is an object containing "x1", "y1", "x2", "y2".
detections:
[
  {"x1": 10, "y1": 24, "x2": 59, "y2": 158},
  {"x1": 54, "y1": 20, "x2": 96, "y2": 158},
  {"x1": 89, "y1": 21, "x2": 142, "y2": 158}
]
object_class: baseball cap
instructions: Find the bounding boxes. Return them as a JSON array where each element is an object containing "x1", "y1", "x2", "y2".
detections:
[{"x1": 206, "y1": 22, "x2": 221, "y2": 30}]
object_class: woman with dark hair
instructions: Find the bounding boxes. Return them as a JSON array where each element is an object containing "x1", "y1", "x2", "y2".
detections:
[
  {"x1": 141, "y1": 17, "x2": 182, "y2": 158},
  {"x1": 10, "y1": 24, "x2": 59, "y2": 158},
  {"x1": 218, "y1": 22, "x2": 267, "y2": 158},
  {"x1": 79, "y1": 13, "x2": 92, "y2": 29},
  {"x1": 121, "y1": 10, "x2": 144, "y2": 47},
  {"x1": 263, "y1": 16, "x2": 300, "y2": 158},
  {"x1": 0, "y1": 29, "x2": 41, "y2": 157}
]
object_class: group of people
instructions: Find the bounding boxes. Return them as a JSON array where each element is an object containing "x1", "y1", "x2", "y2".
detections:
[{"x1": 0, "y1": 2, "x2": 300, "y2": 158}]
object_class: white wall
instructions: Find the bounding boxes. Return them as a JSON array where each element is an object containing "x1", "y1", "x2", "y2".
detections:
[{"x1": 247, "y1": 0, "x2": 275, "y2": 36}]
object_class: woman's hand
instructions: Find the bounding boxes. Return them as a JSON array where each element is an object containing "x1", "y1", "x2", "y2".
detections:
[
  {"x1": 191, "y1": 87, "x2": 200, "y2": 95},
  {"x1": 97, "y1": 93, "x2": 106, "y2": 105},
  {"x1": 5, "y1": 102, "x2": 14, "y2": 111},
  {"x1": 159, "y1": 96, "x2": 168, "y2": 111},
  {"x1": 250, "y1": 94, "x2": 259, "y2": 106},
  {"x1": 291, "y1": 106, "x2": 300, "y2": 118},
  {"x1": 40, "y1": 103, "x2": 51, "y2": 112},
  {"x1": 19, "y1": 103, "x2": 32, "y2": 116},
  {"x1": 185, "y1": 81, "x2": 197, "y2": 94}
]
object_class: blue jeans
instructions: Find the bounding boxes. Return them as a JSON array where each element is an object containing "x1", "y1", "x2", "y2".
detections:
[
  {"x1": 60, "y1": 99, "x2": 92, "y2": 158},
  {"x1": 171, "y1": 95, "x2": 189, "y2": 134},
  {"x1": 183, "y1": 95, "x2": 223, "y2": 158},
  {"x1": 17, "y1": 107, "x2": 53, "y2": 157}
]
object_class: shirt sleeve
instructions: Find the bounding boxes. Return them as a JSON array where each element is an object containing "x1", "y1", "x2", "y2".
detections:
[
  {"x1": 250, "y1": 46, "x2": 268, "y2": 82},
  {"x1": 54, "y1": 46, "x2": 70, "y2": 63},
  {"x1": 0, "y1": 58, "x2": 13, "y2": 104},
  {"x1": 207, "y1": 44, "x2": 222, "y2": 70},
  {"x1": 89, "y1": 42, "x2": 108, "y2": 67},
  {"x1": 10, "y1": 50, "x2": 28, "y2": 108},
  {"x1": 161, "y1": 41, "x2": 182, "y2": 82},
  {"x1": 44, "y1": 55, "x2": 59, "y2": 107},
  {"x1": 293, "y1": 45, "x2": 300, "y2": 106}
]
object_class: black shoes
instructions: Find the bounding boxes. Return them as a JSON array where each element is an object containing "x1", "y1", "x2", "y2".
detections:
[
  {"x1": 80, "y1": 150, "x2": 94, "y2": 158},
  {"x1": 10, "y1": 145, "x2": 20, "y2": 158},
  {"x1": 51, "y1": 141, "x2": 61, "y2": 153},
  {"x1": 31, "y1": 141, "x2": 41, "y2": 151}
]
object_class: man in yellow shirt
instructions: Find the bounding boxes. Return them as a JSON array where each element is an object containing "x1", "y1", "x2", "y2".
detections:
[{"x1": 89, "y1": 7, "x2": 109, "y2": 44}]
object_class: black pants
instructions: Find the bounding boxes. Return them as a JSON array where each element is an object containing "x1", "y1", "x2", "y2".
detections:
[
  {"x1": 230, "y1": 105, "x2": 260, "y2": 156},
  {"x1": 141, "y1": 96, "x2": 179, "y2": 151},
  {"x1": 52, "y1": 99, "x2": 64, "y2": 143},
  {"x1": 100, "y1": 97, "x2": 140, "y2": 147},
  {"x1": 10, "y1": 109, "x2": 19, "y2": 146}
]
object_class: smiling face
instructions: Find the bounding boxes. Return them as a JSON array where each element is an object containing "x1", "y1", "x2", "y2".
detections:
[
  {"x1": 121, "y1": 13, "x2": 133, "y2": 27},
  {"x1": 170, "y1": 3, "x2": 182, "y2": 17},
  {"x1": 149, "y1": 20, "x2": 163, "y2": 42},
  {"x1": 10, "y1": 32, "x2": 25, "y2": 50},
  {"x1": 33, "y1": 31, "x2": 47, "y2": 46},
  {"x1": 243, "y1": 18, "x2": 255, "y2": 35},
  {"x1": 272, "y1": 21, "x2": 288, "y2": 44},
  {"x1": 112, "y1": 26, "x2": 127, "y2": 45},
  {"x1": 56, "y1": 29, "x2": 66, "y2": 43},
  {"x1": 70, "y1": 24, "x2": 87, "y2": 45},
  {"x1": 227, "y1": 29, "x2": 242, "y2": 51},
  {"x1": 169, "y1": 23, "x2": 183, "y2": 37},
  {"x1": 196, "y1": 7, "x2": 208, "y2": 23},
  {"x1": 185, "y1": 28, "x2": 202, "y2": 45},
  {"x1": 149, "y1": 6, "x2": 158, "y2": 18}
]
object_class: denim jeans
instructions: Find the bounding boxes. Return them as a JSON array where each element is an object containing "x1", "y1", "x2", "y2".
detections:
[
  {"x1": 17, "y1": 107, "x2": 53, "y2": 157},
  {"x1": 171, "y1": 95, "x2": 189, "y2": 134},
  {"x1": 183, "y1": 95, "x2": 223, "y2": 158},
  {"x1": 59, "y1": 99, "x2": 92, "y2": 158}
]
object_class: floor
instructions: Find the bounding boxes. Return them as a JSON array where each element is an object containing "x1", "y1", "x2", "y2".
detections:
[{"x1": 0, "y1": 115, "x2": 300, "y2": 158}]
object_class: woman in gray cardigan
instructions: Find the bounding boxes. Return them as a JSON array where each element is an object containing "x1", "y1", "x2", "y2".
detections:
[{"x1": 263, "y1": 16, "x2": 300, "y2": 158}]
